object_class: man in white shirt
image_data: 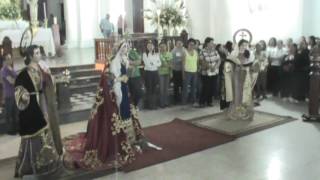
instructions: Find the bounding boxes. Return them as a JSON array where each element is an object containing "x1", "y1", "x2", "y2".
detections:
[{"x1": 100, "y1": 14, "x2": 114, "y2": 38}]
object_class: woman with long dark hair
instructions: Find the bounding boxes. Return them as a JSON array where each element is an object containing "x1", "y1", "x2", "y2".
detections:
[{"x1": 143, "y1": 41, "x2": 161, "y2": 109}]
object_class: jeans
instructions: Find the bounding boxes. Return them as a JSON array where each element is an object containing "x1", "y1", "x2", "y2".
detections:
[
  {"x1": 159, "y1": 74, "x2": 170, "y2": 107},
  {"x1": 182, "y1": 72, "x2": 198, "y2": 104}
]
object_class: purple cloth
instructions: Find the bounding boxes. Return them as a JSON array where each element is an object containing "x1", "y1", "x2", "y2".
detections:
[{"x1": 1, "y1": 66, "x2": 17, "y2": 97}]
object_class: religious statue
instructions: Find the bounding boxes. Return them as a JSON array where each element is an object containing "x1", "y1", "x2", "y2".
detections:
[
  {"x1": 222, "y1": 39, "x2": 259, "y2": 121},
  {"x1": 14, "y1": 45, "x2": 62, "y2": 178},
  {"x1": 63, "y1": 42, "x2": 161, "y2": 171},
  {"x1": 27, "y1": 0, "x2": 39, "y2": 27},
  {"x1": 302, "y1": 42, "x2": 320, "y2": 122}
]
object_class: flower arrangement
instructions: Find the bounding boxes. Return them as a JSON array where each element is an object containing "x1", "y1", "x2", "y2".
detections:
[
  {"x1": 0, "y1": 0, "x2": 21, "y2": 20},
  {"x1": 144, "y1": 0, "x2": 188, "y2": 31}
]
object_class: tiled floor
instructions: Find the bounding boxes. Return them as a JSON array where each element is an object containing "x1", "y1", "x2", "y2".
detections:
[
  {"x1": 93, "y1": 98, "x2": 320, "y2": 180},
  {"x1": 70, "y1": 92, "x2": 96, "y2": 108},
  {"x1": 0, "y1": 98, "x2": 320, "y2": 180}
]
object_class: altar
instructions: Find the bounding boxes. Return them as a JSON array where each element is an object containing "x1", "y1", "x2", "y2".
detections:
[
  {"x1": 0, "y1": 20, "x2": 29, "y2": 30},
  {"x1": 0, "y1": 27, "x2": 56, "y2": 56}
]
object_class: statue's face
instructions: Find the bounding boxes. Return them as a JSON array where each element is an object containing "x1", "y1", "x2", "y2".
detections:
[
  {"x1": 32, "y1": 48, "x2": 41, "y2": 62},
  {"x1": 120, "y1": 44, "x2": 128, "y2": 55}
]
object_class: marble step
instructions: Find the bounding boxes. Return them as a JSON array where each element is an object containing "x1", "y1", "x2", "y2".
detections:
[
  {"x1": 70, "y1": 68, "x2": 101, "y2": 78},
  {"x1": 69, "y1": 83, "x2": 98, "y2": 94},
  {"x1": 50, "y1": 64, "x2": 95, "y2": 75},
  {"x1": 69, "y1": 75, "x2": 100, "y2": 86}
]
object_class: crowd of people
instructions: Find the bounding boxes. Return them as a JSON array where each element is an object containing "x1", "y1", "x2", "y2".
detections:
[
  {"x1": 0, "y1": 33, "x2": 319, "y2": 178},
  {"x1": 125, "y1": 35, "x2": 320, "y2": 111}
]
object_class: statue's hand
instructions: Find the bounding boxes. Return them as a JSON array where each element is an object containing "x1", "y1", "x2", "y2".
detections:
[{"x1": 121, "y1": 75, "x2": 128, "y2": 83}]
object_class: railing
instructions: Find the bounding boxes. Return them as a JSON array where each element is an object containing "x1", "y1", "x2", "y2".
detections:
[{"x1": 94, "y1": 38, "x2": 115, "y2": 64}]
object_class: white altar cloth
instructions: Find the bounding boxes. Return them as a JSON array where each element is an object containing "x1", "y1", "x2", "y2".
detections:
[
  {"x1": 0, "y1": 20, "x2": 29, "y2": 30},
  {"x1": 0, "y1": 28, "x2": 56, "y2": 56}
]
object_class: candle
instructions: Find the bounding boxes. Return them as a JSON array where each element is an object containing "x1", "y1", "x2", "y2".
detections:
[
  {"x1": 122, "y1": 13, "x2": 126, "y2": 35},
  {"x1": 43, "y1": 2, "x2": 47, "y2": 20},
  {"x1": 156, "y1": 9, "x2": 161, "y2": 36}
]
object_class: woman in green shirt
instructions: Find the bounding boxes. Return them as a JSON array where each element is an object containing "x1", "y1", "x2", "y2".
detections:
[{"x1": 159, "y1": 42, "x2": 173, "y2": 108}]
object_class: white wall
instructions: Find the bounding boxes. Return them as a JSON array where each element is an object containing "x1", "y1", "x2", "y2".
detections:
[
  {"x1": 185, "y1": 0, "x2": 316, "y2": 44},
  {"x1": 64, "y1": 0, "x2": 79, "y2": 48},
  {"x1": 209, "y1": 0, "x2": 232, "y2": 43},
  {"x1": 64, "y1": 0, "x2": 319, "y2": 48},
  {"x1": 207, "y1": 0, "x2": 305, "y2": 43},
  {"x1": 303, "y1": 0, "x2": 320, "y2": 37},
  {"x1": 185, "y1": 0, "x2": 211, "y2": 41},
  {"x1": 312, "y1": 0, "x2": 320, "y2": 37}
]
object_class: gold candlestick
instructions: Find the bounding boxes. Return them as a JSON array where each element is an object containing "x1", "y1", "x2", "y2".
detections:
[{"x1": 44, "y1": 18, "x2": 48, "y2": 28}]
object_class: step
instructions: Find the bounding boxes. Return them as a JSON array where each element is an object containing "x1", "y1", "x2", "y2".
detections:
[
  {"x1": 71, "y1": 75, "x2": 101, "y2": 82},
  {"x1": 69, "y1": 75, "x2": 100, "y2": 87},
  {"x1": 70, "y1": 69, "x2": 101, "y2": 78},
  {"x1": 50, "y1": 64, "x2": 96, "y2": 75},
  {"x1": 69, "y1": 83, "x2": 98, "y2": 94}
]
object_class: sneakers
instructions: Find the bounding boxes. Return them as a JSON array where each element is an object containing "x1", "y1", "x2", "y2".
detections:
[
  {"x1": 266, "y1": 94, "x2": 272, "y2": 98},
  {"x1": 288, "y1": 97, "x2": 299, "y2": 103},
  {"x1": 288, "y1": 97, "x2": 294, "y2": 103},
  {"x1": 193, "y1": 102, "x2": 200, "y2": 108},
  {"x1": 207, "y1": 103, "x2": 213, "y2": 107}
]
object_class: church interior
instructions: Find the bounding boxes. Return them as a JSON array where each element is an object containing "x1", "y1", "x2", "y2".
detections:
[{"x1": 0, "y1": 0, "x2": 320, "y2": 179}]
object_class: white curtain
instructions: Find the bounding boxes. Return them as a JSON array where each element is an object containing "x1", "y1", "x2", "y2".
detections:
[{"x1": 64, "y1": 0, "x2": 127, "y2": 48}]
